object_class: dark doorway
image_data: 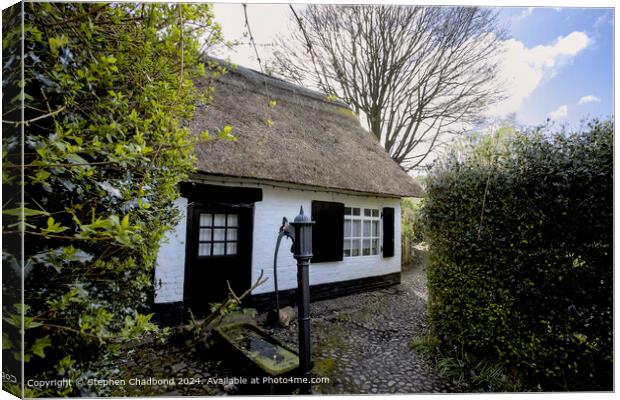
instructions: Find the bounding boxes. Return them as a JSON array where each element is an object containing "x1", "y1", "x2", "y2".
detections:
[
  {"x1": 184, "y1": 204, "x2": 253, "y2": 315},
  {"x1": 181, "y1": 182, "x2": 261, "y2": 316}
]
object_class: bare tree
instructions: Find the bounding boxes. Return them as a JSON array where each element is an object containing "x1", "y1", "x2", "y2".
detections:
[{"x1": 269, "y1": 5, "x2": 507, "y2": 171}]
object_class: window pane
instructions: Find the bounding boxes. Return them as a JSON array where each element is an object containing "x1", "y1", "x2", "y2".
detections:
[
  {"x1": 372, "y1": 209, "x2": 379, "y2": 218},
  {"x1": 364, "y1": 209, "x2": 372, "y2": 217},
  {"x1": 227, "y1": 214, "x2": 238, "y2": 227},
  {"x1": 199, "y1": 228, "x2": 211, "y2": 242},
  {"x1": 352, "y1": 208, "x2": 361, "y2": 216},
  {"x1": 363, "y1": 221, "x2": 371, "y2": 237},
  {"x1": 343, "y1": 240, "x2": 351, "y2": 257},
  {"x1": 213, "y1": 213, "x2": 226, "y2": 226},
  {"x1": 344, "y1": 207, "x2": 352, "y2": 216},
  {"x1": 199, "y1": 213, "x2": 212, "y2": 227},
  {"x1": 226, "y1": 242, "x2": 237, "y2": 255},
  {"x1": 351, "y1": 239, "x2": 360, "y2": 256},
  {"x1": 213, "y1": 228, "x2": 226, "y2": 241},
  {"x1": 227, "y1": 228, "x2": 238, "y2": 241},
  {"x1": 213, "y1": 243, "x2": 225, "y2": 255},
  {"x1": 371, "y1": 239, "x2": 379, "y2": 255},
  {"x1": 198, "y1": 243, "x2": 211, "y2": 256},
  {"x1": 372, "y1": 221, "x2": 379, "y2": 237},
  {"x1": 352, "y1": 221, "x2": 361, "y2": 237},
  {"x1": 344, "y1": 220, "x2": 351, "y2": 238},
  {"x1": 362, "y1": 239, "x2": 371, "y2": 256}
]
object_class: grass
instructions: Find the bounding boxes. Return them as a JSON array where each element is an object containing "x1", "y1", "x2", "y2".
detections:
[{"x1": 410, "y1": 335, "x2": 522, "y2": 392}]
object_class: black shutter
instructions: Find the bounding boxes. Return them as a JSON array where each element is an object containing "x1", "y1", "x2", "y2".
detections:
[
  {"x1": 311, "y1": 201, "x2": 344, "y2": 263},
  {"x1": 382, "y1": 207, "x2": 395, "y2": 258}
]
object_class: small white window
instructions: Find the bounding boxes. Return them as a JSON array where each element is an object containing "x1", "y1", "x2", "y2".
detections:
[
  {"x1": 198, "y1": 212, "x2": 239, "y2": 257},
  {"x1": 343, "y1": 207, "x2": 380, "y2": 257}
]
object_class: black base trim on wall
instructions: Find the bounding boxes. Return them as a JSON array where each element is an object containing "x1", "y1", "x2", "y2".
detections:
[
  {"x1": 151, "y1": 273, "x2": 402, "y2": 325},
  {"x1": 151, "y1": 301, "x2": 186, "y2": 327},
  {"x1": 249, "y1": 272, "x2": 401, "y2": 312}
]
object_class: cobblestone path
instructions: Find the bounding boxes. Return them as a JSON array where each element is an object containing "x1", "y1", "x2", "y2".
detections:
[{"x1": 262, "y1": 264, "x2": 459, "y2": 394}]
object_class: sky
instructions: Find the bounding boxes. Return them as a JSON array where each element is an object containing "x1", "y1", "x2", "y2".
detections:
[
  {"x1": 495, "y1": 6, "x2": 614, "y2": 127},
  {"x1": 211, "y1": 2, "x2": 614, "y2": 133},
  {"x1": 1, "y1": 2, "x2": 610, "y2": 130}
]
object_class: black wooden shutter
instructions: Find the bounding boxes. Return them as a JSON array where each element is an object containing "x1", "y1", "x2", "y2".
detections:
[
  {"x1": 382, "y1": 207, "x2": 395, "y2": 258},
  {"x1": 311, "y1": 201, "x2": 344, "y2": 263}
]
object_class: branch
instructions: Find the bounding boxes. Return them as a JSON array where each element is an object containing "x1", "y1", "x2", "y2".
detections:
[
  {"x1": 185, "y1": 269, "x2": 267, "y2": 333},
  {"x1": 42, "y1": 323, "x2": 116, "y2": 342},
  {"x1": 3, "y1": 106, "x2": 66, "y2": 126},
  {"x1": 289, "y1": 4, "x2": 321, "y2": 80},
  {"x1": 4, "y1": 161, "x2": 118, "y2": 169},
  {"x1": 177, "y1": 4, "x2": 185, "y2": 94},
  {"x1": 242, "y1": 4, "x2": 263, "y2": 73},
  {"x1": 24, "y1": 231, "x2": 116, "y2": 242}
]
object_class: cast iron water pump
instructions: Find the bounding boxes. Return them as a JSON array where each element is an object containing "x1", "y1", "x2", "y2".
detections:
[{"x1": 271, "y1": 206, "x2": 314, "y2": 393}]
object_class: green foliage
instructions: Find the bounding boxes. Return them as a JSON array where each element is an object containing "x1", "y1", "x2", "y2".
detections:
[
  {"x1": 401, "y1": 197, "x2": 424, "y2": 267},
  {"x1": 436, "y1": 354, "x2": 516, "y2": 392},
  {"x1": 2, "y1": 3, "x2": 224, "y2": 396},
  {"x1": 217, "y1": 124, "x2": 237, "y2": 141},
  {"x1": 401, "y1": 198, "x2": 424, "y2": 244},
  {"x1": 409, "y1": 334, "x2": 440, "y2": 356},
  {"x1": 422, "y1": 120, "x2": 613, "y2": 391},
  {"x1": 412, "y1": 335, "x2": 519, "y2": 391}
]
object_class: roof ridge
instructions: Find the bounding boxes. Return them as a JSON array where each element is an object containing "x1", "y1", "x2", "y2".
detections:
[{"x1": 206, "y1": 56, "x2": 351, "y2": 109}]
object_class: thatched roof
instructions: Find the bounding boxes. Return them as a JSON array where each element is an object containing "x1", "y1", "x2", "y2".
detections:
[{"x1": 190, "y1": 60, "x2": 423, "y2": 198}]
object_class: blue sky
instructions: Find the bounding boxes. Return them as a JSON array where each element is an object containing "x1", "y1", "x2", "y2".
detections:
[
  {"x1": 496, "y1": 7, "x2": 614, "y2": 128},
  {"x1": 213, "y1": 3, "x2": 614, "y2": 131}
]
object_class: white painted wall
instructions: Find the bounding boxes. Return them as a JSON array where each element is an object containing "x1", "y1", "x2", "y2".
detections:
[
  {"x1": 251, "y1": 186, "x2": 401, "y2": 295},
  {"x1": 153, "y1": 183, "x2": 403, "y2": 302},
  {"x1": 154, "y1": 197, "x2": 188, "y2": 304}
]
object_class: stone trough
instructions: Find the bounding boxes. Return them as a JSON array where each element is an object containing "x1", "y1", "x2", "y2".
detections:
[{"x1": 213, "y1": 322, "x2": 301, "y2": 393}]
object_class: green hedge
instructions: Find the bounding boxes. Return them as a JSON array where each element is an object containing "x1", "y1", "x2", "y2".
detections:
[{"x1": 421, "y1": 121, "x2": 612, "y2": 391}]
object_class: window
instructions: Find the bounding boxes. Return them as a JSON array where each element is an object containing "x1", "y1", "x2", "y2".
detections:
[
  {"x1": 343, "y1": 207, "x2": 380, "y2": 257},
  {"x1": 197, "y1": 213, "x2": 238, "y2": 257}
]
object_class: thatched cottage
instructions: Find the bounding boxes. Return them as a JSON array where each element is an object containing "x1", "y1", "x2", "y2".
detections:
[{"x1": 153, "y1": 60, "x2": 423, "y2": 320}]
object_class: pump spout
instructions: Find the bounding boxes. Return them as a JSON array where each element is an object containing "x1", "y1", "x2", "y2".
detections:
[{"x1": 273, "y1": 217, "x2": 294, "y2": 315}]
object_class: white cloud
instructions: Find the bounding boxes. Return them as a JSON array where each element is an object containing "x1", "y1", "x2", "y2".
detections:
[
  {"x1": 487, "y1": 31, "x2": 591, "y2": 117},
  {"x1": 594, "y1": 12, "x2": 613, "y2": 32},
  {"x1": 548, "y1": 105, "x2": 568, "y2": 120},
  {"x1": 514, "y1": 7, "x2": 534, "y2": 21},
  {"x1": 578, "y1": 95, "x2": 601, "y2": 104}
]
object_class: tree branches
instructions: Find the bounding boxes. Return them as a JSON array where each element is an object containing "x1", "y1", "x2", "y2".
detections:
[{"x1": 270, "y1": 5, "x2": 507, "y2": 171}]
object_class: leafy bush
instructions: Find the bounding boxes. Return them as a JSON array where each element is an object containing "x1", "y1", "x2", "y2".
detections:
[
  {"x1": 401, "y1": 197, "x2": 423, "y2": 267},
  {"x1": 2, "y1": 3, "x2": 224, "y2": 396},
  {"x1": 421, "y1": 121, "x2": 613, "y2": 391},
  {"x1": 402, "y1": 197, "x2": 424, "y2": 243}
]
